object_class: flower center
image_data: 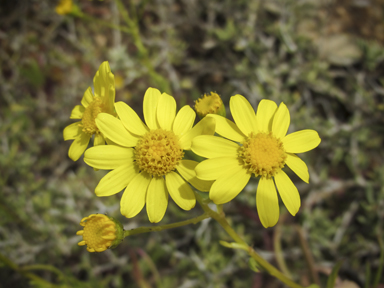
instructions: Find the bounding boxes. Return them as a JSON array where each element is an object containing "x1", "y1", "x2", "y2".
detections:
[
  {"x1": 135, "y1": 129, "x2": 184, "y2": 177},
  {"x1": 239, "y1": 132, "x2": 286, "y2": 178},
  {"x1": 80, "y1": 98, "x2": 104, "y2": 135},
  {"x1": 79, "y1": 214, "x2": 117, "y2": 252}
]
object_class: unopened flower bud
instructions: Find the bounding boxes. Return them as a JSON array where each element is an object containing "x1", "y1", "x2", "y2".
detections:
[
  {"x1": 76, "y1": 214, "x2": 124, "y2": 252},
  {"x1": 194, "y1": 92, "x2": 226, "y2": 118}
]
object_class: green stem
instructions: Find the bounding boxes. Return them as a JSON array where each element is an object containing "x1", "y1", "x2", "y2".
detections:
[
  {"x1": 124, "y1": 212, "x2": 210, "y2": 238},
  {"x1": 73, "y1": 1, "x2": 171, "y2": 93},
  {"x1": 75, "y1": 12, "x2": 132, "y2": 34},
  {"x1": 216, "y1": 204, "x2": 224, "y2": 216},
  {"x1": 114, "y1": 0, "x2": 171, "y2": 92},
  {"x1": 195, "y1": 194, "x2": 304, "y2": 288},
  {"x1": 0, "y1": 252, "x2": 61, "y2": 288},
  {"x1": 274, "y1": 222, "x2": 293, "y2": 279}
]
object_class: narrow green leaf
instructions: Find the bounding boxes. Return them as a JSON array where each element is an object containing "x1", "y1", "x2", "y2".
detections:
[
  {"x1": 326, "y1": 261, "x2": 343, "y2": 288},
  {"x1": 249, "y1": 257, "x2": 261, "y2": 273},
  {"x1": 219, "y1": 240, "x2": 248, "y2": 251},
  {"x1": 364, "y1": 262, "x2": 371, "y2": 288},
  {"x1": 373, "y1": 236, "x2": 384, "y2": 288}
]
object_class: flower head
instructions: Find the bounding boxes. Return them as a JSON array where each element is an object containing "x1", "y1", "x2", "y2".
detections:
[
  {"x1": 191, "y1": 95, "x2": 321, "y2": 228},
  {"x1": 63, "y1": 61, "x2": 116, "y2": 161},
  {"x1": 194, "y1": 92, "x2": 226, "y2": 118},
  {"x1": 55, "y1": 0, "x2": 73, "y2": 15},
  {"x1": 84, "y1": 88, "x2": 216, "y2": 223},
  {"x1": 77, "y1": 214, "x2": 124, "y2": 252}
]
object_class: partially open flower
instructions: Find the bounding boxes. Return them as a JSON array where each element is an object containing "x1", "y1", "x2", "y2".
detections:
[
  {"x1": 76, "y1": 214, "x2": 124, "y2": 252},
  {"x1": 63, "y1": 61, "x2": 116, "y2": 161},
  {"x1": 194, "y1": 92, "x2": 226, "y2": 118}
]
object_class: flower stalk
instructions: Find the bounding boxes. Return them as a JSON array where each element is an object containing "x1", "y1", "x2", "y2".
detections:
[
  {"x1": 195, "y1": 193, "x2": 305, "y2": 288},
  {"x1": 124, "y1": 212, "x2": 210, "y2": 237},
  {"x1": 72, "y1": 1, "x2": 170, "y2": 92}
]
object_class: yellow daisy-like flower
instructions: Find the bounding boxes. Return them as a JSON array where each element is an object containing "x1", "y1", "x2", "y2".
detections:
[
  {"x1": 84, "y1": 87, "x2": 216, "y2": 223},
  {"x1": 76, "y1": 214, "x2": 124, "y2": 252},
  {"x1": 191, "y1": 94, "x2": 321, "y2": 228},
  {"x1": 55, "y1": 0, "x2": 73, "y2": 15},
  {"x1": 63, "y1": 61, "x2": 116, "y2": 161}
]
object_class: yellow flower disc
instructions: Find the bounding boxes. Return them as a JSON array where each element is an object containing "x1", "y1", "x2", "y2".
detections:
[
  {"x1": 239, "y1": 132, "x2": 286, "y2": 178},
  {"x1": 80, "y1": 98, "x2": 104, "y2": 135},
  {"x1": 135, "y1": 129, "x2": 184, "y2": 177},
  {"x1": 77, "y1": 214, "x2": 117, "y2": 253}
]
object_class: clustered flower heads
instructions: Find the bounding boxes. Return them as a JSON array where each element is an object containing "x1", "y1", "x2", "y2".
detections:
[{"x1": 66, "y1": 61, "x2": 320, "y2": 251}]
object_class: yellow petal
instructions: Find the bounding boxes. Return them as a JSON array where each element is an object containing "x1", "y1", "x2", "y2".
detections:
[
  {"x1": 93, "y1": 61, "x2": 114, "y2": 99},
  {"x1": 209, "y1": 168, "x2": 251, "y2": 204},
  {"x1": 103, "y1": 83, "x2": 116, "y2": 115},
  {"x1": 191, "y1": 135, "x2": 238, "y2": 158},
  {"x1": 146, "y1": 177, "x2": 168, "y2": 223},
  {"x1": 96, "y1": 113, "x2": 139, "y2": 147},
  {"x1": 115, "y1": 101, "x2": 148, "y2": 136},
  {"x1": 256, "y1": 99, "x2": 277, "y2": 133},
  {"x1": 283, "y1": 129, "x2": 321, "y2": 153},
  {"x1": 68, "y1": 133, "x2": 91, "y2": 161},
  {"x1": 63, "y1": 122, "x2": 82, "y2": 140},
  {"x1": 93, "y1": 133, "x2": 105, "y2": 146},
  {"x1": 179, "y1": 116, "x2": 216, "y2": 150},
  {"x1": 207, "y1": 114, "x2": 245, "y2": 142},
  {"x1": 100, "y1": 64, "x2": 116, "y2": 115},
  {"x1": 176, "y1": 160, "x2": 214, "y2": 192},
  {"x1": 101, "y1": 235, "x2": 115, "y2": 240},
  {"x1": 274, "y1": 171, "x2": 301, "y2": 216},
  {"x1": 84, "y1": 146, "x2": 134, "y2": 170},
  {"x1": 81, "y1": 87, "x2": 93, "y2": 108},
  {"x1": 120, "y1": 171, "x2": 151, "y2": 218},
  {"x1": 95, "y1": 163, "x2": 139, "y2": 197},
  {"x1": 70, "y1": 105, "x2": 85, "y2": 119},
  {"x1": 166, "y1": 172, "x2": 196, "y2": 210},
  {"x1": 143, "y1": 87, "x2": 161, "y2": 130},
  {"x1": 157, "y1": 93, "x2": 176, "y2": 131},
  {"x1": 229, "y1": 94, "x2": 257, "y2": 136},
  {"x1": 173, "y1": 105, "x2": 196, "y2": 137},
  {"x1": 272, "y1": 102, "x2": 290, "y2": 139},
  {"x1": 285, "y1": 153, "x2": 309, "y2": 183},
  {"x1": 256, "y1": 177, "x2": 279, "y2": 228},
  {"x1": 195, "y1": 157, "x2": 241, "y2": 181},
  {"x1": 105, "y1": 137, "x2": 119, "y2": 146}
]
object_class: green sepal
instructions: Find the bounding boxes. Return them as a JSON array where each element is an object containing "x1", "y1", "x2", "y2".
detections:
[
  {"x1": 108, "y1": 216, "x2": 124, "y2": 249},
  {"x1": 248, "y1": 258, "x2": 262, "y2": 273},
  {"x1": 217, "y1": 101, "x2": 226, "y2": 118}
]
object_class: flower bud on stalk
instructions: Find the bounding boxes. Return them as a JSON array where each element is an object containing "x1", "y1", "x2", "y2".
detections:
[{"x1": 76, "y1": 214, "x2": 124, "y2": 252}]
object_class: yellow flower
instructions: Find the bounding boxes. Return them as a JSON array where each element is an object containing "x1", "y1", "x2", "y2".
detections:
[
  {"x1": 84, "y1": 87, "x2": 216, "y2": 223},
  {"x1": 63, "y1": 61, "x2": 116, "y2": 161},
  {"x1": 55, "y1": 0, "x2": 73, "y2": 15},
  {"x1": 191, "y1": 95, "x2": 321, "y2": 228},
  {"x1": 76, "y1": 214, "x2": 124, "y2": 252},
  {"x1": 194, "y1": 92, "x2": 226, "y2": 118}
]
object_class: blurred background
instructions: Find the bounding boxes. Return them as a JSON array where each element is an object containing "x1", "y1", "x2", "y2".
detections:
[{"x1": 1, "y1": 0, "x2": 384, "y2": 287}]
